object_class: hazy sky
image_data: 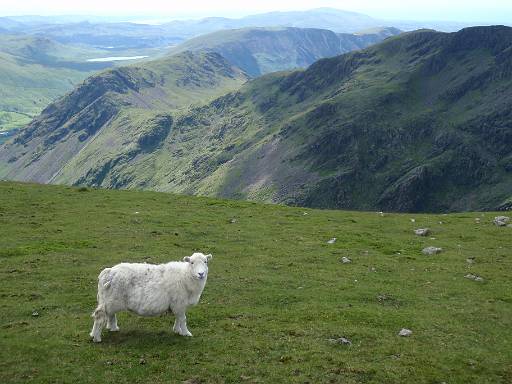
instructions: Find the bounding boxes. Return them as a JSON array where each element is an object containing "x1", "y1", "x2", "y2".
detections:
[{"x1": 1, "y1": 0, "x2": 511, "y2": 23}]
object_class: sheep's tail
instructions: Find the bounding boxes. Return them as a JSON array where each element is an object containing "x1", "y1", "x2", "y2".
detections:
[{"x1": 93, "y1": 268, "x2": 112, "y2": 318}]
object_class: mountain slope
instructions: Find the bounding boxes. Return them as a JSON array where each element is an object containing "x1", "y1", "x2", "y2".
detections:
[
  {"x1": 2, "y1": 26, "x2": 512, "y2": 212},
  {"x1": 0, "y1": 51, "x2": 248, "y2": 183},
  {"x1": 171, "y1": 27, "x2": 401, "y2": 76}
]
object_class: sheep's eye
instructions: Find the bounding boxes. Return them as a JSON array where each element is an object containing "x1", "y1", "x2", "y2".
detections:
[{"x1": 190, "y1": 262, "x2": 194, "y2": 265}]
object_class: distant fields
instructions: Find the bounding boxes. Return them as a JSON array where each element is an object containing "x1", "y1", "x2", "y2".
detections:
[{"x1": 0, "y1": 182, "x2": 511, "y2": 383}]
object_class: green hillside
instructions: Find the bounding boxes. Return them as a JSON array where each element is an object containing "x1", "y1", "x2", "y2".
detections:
[
  {"x1": 1, "y1": 26, "x2": 511, "y2": 212},
  {"x1": 171, "y1": 27, "x2": 401, "y2": 76},
  {"x1": 0, "y1": 51, "x2": 248, "y2": 183},
  {"x1": 0, "y1": 181, "x2": 511, "y2": 383}
]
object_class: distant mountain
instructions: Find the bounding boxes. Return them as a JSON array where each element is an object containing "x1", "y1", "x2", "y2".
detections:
[
  {"x1": 0, "y1": 9, "x2": 389, "y2": 50},
  {"x1": 2, "y1": 26, "x2": 512, "y2": 212},
  {"x1": 171, "y1": 27, "x2": 401, "y2": 76},
  {"x1": 0, "y1": 51, "x2": 248, "y2": 183}
]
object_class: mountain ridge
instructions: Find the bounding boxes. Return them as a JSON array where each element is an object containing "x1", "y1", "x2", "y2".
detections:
[
  {"x1": 1, "y1": 26, "x2": 511, "y2": 212},
  {"x1": 171, "y1": 26, "x2": 401, "y2": 76}
]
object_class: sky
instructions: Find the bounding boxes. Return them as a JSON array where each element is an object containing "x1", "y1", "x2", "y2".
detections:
[{"x1": 1, "y1": 0, "x2": 512, "y2": 23}]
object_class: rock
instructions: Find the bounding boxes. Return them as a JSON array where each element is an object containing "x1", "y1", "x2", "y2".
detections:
[
  {"x1": 464, "y1": 273, "x2": 484, "y2": 282},
  {"x1": 139, "y1": 358, "x2": 146, "y2": 365},
  {"x1": 414, "y1": 228, "x2": 430, "y2": 236},
  {"x1": 341, "y1": 256, "x2": 352, "y2": 264},
  {"x1": 327, "y1": 238, "x2": 336, "y2": 244},
  {"x1": 229, "y1": 218, "x2": 237, "y2": 224},
  {"x1": 493, "y1": 216, "x2": 510, "y2": 226},
  {"x1": 422, "y1": 246, "x2": 442, "y2": 255},
  {"x1": 466, "y1": 258, "x2": 475, "y2": 264},
  {"x1": 398, "y1": 328, "x2": 412, "y2": 337},
  {"x1": 31, "y1": 311, "x2": 39, "y2": 317},
  {"x1": 328, "y1": 337, "x2": 352, "y2": 345}
]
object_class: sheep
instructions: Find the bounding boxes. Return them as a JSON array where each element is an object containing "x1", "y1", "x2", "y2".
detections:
[{"x1": 89, "y1": 252, "x2": 212, "y2": 342}]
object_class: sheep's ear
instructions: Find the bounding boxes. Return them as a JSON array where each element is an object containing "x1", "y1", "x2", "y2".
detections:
[
  {"x1": 206, "y1": 254, "x2": 213, "y2": 261},
  {"x1": 183, "y1": 256, "x2": 191, "y2": 263}
]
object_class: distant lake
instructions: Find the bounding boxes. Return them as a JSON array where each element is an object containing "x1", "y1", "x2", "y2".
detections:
[
  {"x1": 86, "y1": 56, "x2": 149, "y2": 62},
  {"x1": 0, "y1": 129, "x2": 18, "y2": 144}
]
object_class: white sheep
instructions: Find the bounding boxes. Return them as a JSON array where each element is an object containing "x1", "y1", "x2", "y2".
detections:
[{"x1": 89, "y1": 252, "x2": 212, "y2": 342}]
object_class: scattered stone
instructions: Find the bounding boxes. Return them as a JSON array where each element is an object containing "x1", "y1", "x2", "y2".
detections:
[
  {"x1": 31, "y1": 311, "x2": 39, "y2": 317},
  {"x1": 327, "y1": 238, "x2": 337, "y2": 244},
  {"x1": 240, "y1": 375, "x2": 251, "y2": 381},
  {"x1": 493, "y1": 216, "x2": 510, "y2": 226},
  {"x1": 182, "y1": 378, "x2": 202, "y2": 384},
  {"x1": 474, "y1": 218, "x2": 481, "y2": 223},
  {"x1": 328, "y1": 337, "x2": 352, "y2": 346},
  {"x1": 377, "y1": 294, "x2": 391, "y2": 302},
  {"x1": 303, "y1": 212, "x2": 308, "y2": 216},
  {"x1": 229, "y1": 218, "x2": 237, "y2": 224},
  {"x1": 438, "y1": 221, "x2": 443, "y2": 224},
  {"x1": 465, "y1": 273, "x2": 484, "y2": 282},
  {"x1": 134, "y1": 211, "x2": 140, "y2": 214},
  {"x1": 466, "y1": 258, "x2": 475, "y2": 264},
  {"x1": 398, "y1": 328, "x2": 412, "y2": 337},
  {"x1": 106, "y1": 361, "x2": 113, "y2": 366},
  {"x1": 414, "y1": 228, "x2": 430, "y2": 236},
  {"x1": 139, "y1": 358, "x2": 146, "y2": 365},
  {"x1": 422, "y1": 246, "x2": 442, "y2": 255},
  {"x1": 410, "y1": 218, "x2": 416, "y2": 223},
  {"x1": 341, "y1": 256, "x2": 352, "y2": 264},
  {"x1": 508, "y1": 224, "x2": 512, "y2": 228}
]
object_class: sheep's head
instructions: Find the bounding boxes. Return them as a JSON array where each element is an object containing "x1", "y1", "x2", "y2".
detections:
[{"x1": 183, "y1": 252, "x2": 212, "y2": 280}]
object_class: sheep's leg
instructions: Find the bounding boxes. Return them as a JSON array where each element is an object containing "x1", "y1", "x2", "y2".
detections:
[
  {"x1": 89, "y1": 305, "x2": 107, "y2": 343},
  {"x1": 107, "y1": 313, "x2": 119, "y2": 332},
  {"x1": 172, "y1": 318, "x2": 181, "y2": 334},
  {"x1": 174, "y1": 311, "x2": 192, "y2": 337}
]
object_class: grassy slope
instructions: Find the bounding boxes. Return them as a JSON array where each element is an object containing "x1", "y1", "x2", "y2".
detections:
[{"x1": 0, "y1": 181, "x2": 511, "y2": 383}]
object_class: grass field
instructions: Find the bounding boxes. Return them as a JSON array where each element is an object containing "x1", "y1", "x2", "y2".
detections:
[{"x1": 0, "y1": 182, "x2": 511, "y2": 383}]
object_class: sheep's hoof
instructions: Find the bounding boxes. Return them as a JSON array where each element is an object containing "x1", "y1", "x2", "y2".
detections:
[
  {"x1": 182, "y1": 331, "x2": 193, "y2": 337},
  {"x1": 109, "y1": 326, "x2": 120, "y2": 332}
]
